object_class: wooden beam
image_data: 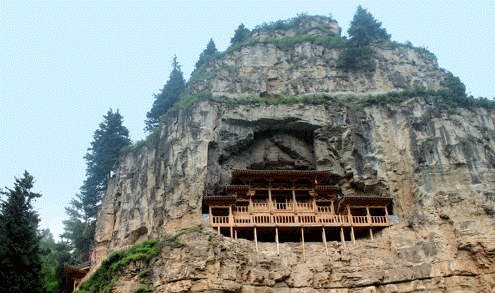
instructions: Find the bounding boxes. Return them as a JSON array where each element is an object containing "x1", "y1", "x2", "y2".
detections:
[
  {"x1": 385, "y1": 206, "x2": 390, "y2": 224},
  {"x1": 366, "y1": 206, "x2": 371, "y2": 225},
  {"x1": 301, "y1": 227, "x2": 306, "y2": 262},
  {"x1": 229, "y1": 205, "x2": 233, "y2": 238},
  {"x1": 340, "y1": 227, "x2": 346, "y2": 248},
  {"x1": 275, "y1": 227, "x2": 280, "y2": 255},
  {"x1": 254, "y1": 227, "x2": 258, "y2": 252},
  {"x1": 268, "y1": 181, "x2": 273, "y2": 212},
  {"x1": 351, "y1": 226, "x2": 356, "y2": 245},
  {"x1": 322, "y1": 227, "x2": 329, "y2": 256},
  {"x1": 369, "y1": 228, "x2": 374, "y2": 240},
  {"x1": 209, "y1": 206, "x2": 212, "y2": 225}
]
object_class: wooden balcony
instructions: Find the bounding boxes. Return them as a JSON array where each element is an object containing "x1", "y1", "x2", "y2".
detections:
[{"x1": 211, "y1": 213, "x2": 390, "y2": 228}]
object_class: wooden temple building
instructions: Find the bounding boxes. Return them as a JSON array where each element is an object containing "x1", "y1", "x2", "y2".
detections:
[
  {"x1": 64, "y1": 261, "x2": 90, "y2": 292},
  {"x1": 204, "y1": 169, "x2": 393, "y2": 258}
]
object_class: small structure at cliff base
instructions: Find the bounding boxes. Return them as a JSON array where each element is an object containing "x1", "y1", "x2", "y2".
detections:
[{"x1": 204, "y1": 169, "x2": 393, "y2": 259}]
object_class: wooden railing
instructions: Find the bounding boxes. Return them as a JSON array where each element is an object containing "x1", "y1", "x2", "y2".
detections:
[
  {"x1": 252, "y1": 202, "x2": 269, "y2": 211},
  {"x1": 234, "y1": 215, "x2": 251, "y2": 224},
  {"x1": 253, "y1": 215, "x2": 271, "y2": 224},
  {"x1": 317, "y1": 206, "x2": 332, "y2": 213},
  {"x1": 352, "y1": 216, "x2": 368, "y2": 224},
  {"x1": 274, "y1": 203, "x2": 293, "y2": 210},
  {"x1": 274, "y1": 215, "x2": 295, "y2": 224},
  {"x1": 211, "y1": 214, "x2": 389, "y2": 227},
  {"x1": 371, "y1": 216, "x2": 387, "y2": 224},
  {"x1": 299, "y1": 215, "x2": 317, "y2": 223},
  {"x1": 320, "y1": 214, "x2": 349, "y2": 224},
  {"x1": 235, "y1": 206, "x2": 249, "y2": 213},
  {"x1": 212, "y1": 216, "x2": 229, "y2": 224},
  {"x1": 296, "y1": 202, "x2": 313, "y2": 211}
]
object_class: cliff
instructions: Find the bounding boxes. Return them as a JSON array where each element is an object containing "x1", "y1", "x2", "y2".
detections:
[{"x1": 90, "y1": 16, "x2": 495, "y2": 292}]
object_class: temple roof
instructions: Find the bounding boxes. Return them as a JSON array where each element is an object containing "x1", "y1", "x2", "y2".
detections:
[{"x1": 231, "y1": 169, "x2": 333, "y2": 183}]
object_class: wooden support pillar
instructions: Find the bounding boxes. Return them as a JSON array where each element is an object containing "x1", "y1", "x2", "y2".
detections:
[
  {"x1": 301, "y1": 227, "x2": 306, "y2": 262},
  {"x1": 369, "y1": 228, "x2": 374, "y2": 240},
  {"x1": 340, "y1": 227, "x2": 346, "y2": 248},
  {"x1": 322, "y1": 227, "x2": 329, "y2": 256},
  {"x1": 209, "y1": 206, "x2": 212, "y2": 225},
  {"x1": 351, "y1": 226, "x2": 356, "y2": 245},
  {"x1": 347, "y1": 205, "x2": 352, "y2": 224},
  {"x1": 292, "y1": 181, "x2": 297, "y2": 209},
  {"x1": 230, "y1": 205, "x2": 234, "y2": 238},
  {"x1": 254, "y1": 227, "x2": 258, "y2": 252},
  {"x1": 217, "y1": 226, "x2": 220, "y2": 235},
  {"x1": 268, "y1": 181, "x2": 273, "y2": 212},
  {"x1": 275, "y1": 227, "x2": 280, "y2": 255},
  {"x1": 366, "y1": 206, "x2": 371, "y2": 225},
  {"x1": 385, "y1": 206, "x2": 390, "y2": 225},
  {"x1": 235, "y1": 228, "x2": 238, "y2": 242}
]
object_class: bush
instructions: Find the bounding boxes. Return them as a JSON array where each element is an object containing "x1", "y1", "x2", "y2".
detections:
[
  {"x1": 360, "y1": 86, "x2": 495, "y2": 110},
  {"x1": 75, "y1": 239, "x2": 160, "y2": 293}
]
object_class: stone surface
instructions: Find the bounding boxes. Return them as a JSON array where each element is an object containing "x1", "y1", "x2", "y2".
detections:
[
  {"x1": 91, "y1": 21, "x2": 495, "y2": 292},
  {"x1": 190, "y1": 42, "x2": 445, "y2": 99}
]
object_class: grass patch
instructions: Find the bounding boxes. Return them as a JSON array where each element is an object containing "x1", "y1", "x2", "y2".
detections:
[
  {"x1": 360, "y1": 86, "x2": 495, "y2": 110},
  {"x1": 134, "y1": 286, "x2": 153, "y2": 293},
  {"x1": 74, "y1": 239, "x2": 160, "y2": 293},
  {"x1": 138, "y1": 269, "x2": 150, "y2": 278},
  {"x1": 209, "y1": 241, "x2": 219, "y2": 247}
]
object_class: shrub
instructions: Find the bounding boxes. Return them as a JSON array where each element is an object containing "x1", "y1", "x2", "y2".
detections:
[
  {"x1": 134, "y1": 286, "x2": 153, "y2": 293},
  {"x1": 75, "y1": 239, "x2": 160, "y2": 293}
]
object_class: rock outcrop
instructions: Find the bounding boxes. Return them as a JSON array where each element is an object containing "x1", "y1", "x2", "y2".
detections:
[{"x1": 92, "y1": 16, "x2": 495, "y2": 292}]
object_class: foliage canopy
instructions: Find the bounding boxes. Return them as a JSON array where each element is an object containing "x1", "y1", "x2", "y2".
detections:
[
  {"x1": 145, "y1": 55, "x2": 186, "y2": 132},
  {"x1": 63, "y1": 109, "x2": 130, "y2": 263}
]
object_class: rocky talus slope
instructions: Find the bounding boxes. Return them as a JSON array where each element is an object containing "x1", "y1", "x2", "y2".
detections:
[{"x1": 89, "y1": 17, "x2": 495, "y2": 292}]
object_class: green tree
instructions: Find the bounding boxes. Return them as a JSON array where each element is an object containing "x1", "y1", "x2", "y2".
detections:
[
  {"x1": 194, "y1": 38, "x2": 218, "y2": 71},
  {"x1": 145, "y1": 55, "x2": 186, "y2": 132},
  {"x1": 39, "y1": 229, "x2": 71, "y2": 292},
  {"x1": 348, "y1": 5, "x2": 390, "y2": 44},
  {"x1": 338, "y1": 6, "x2": 390, "y2": 70},
  {"x1": 230, "y1": 23, "x2": 250, "y2": 44},
  {"x1": 63, "y1": 109, "x2": 130, "y2": 262},
  {"x1": 0, "y1": 171, "x2": 43, "y2": 292}
]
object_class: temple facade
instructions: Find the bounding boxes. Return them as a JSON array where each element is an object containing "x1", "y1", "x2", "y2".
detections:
[{"x1": 204, "y1": 169, "x2": 393, "y2": 257}]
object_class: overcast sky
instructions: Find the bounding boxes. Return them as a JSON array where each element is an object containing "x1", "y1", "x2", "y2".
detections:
[{"x1": 1, "y1": 0, "x2": 494, "y2": 241}]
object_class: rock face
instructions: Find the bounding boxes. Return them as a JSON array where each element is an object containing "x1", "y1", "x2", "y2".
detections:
[
  {"x1": 190, "y1": 43, "x2": 444, "y2": 98},
  {"x1": 93, "y1": 18, "x2": 495, "y2": 292}
]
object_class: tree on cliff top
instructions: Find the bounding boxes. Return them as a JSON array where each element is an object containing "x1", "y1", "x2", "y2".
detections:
[
  {"x1": 348, "y1": 5, "x2": 391, "y2": 45},
  {"x1": 338, "y1": 6, "x2": 391, "y2": 70},
  {"x1": 0, "y1": 171, "x2": 43, "y2": 292},
  {"x1": 194, "y1": 38, "x2": 218, "y2": 71},
  {"x1": 63, "y1": 109, "x2": 130, "y2": 262},
  {"x1": 230, "y1": 23, "x2": 250, "y2": 44},
  {"x1": 145, "y1": 55, "x2": 186, "y2": 132}
]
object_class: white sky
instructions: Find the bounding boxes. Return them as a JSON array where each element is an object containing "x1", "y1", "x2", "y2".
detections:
[{"x1": 1, "y1": 0, "x2": 494, "y2": 241}]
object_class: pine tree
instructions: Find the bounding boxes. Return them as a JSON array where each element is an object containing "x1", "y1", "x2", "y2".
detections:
[
  {"x1": 145, "y1": 55, "x2": 186, "y2": 132},
  {"x1": 338, "y1": 6, "x2": 391, "y2": 70},
  {"x1": 194, "y1": 38, "x2": 218, "y2": 71},
  {"x1": 63, "y1": 109, "x2": 130, "y2": 262},
  {"x1": 0, "y1": 171, "x2": 43, "y2": 292},
  {"x1": 348, "y1": 5, "x2": 391, "y2": 45},
  {"x1": 230, "y1": 23, "x2": 250, "y2": 44}
]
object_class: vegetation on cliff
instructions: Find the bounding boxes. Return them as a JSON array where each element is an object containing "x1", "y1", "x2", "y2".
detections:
[
  {"x1": 75, "y1": 239, "x2": 160, "y2": 293},
  {"x1": 361, "y1": 73, "x2": 495, "y2": 109},
  {"x1": 64, "y1": 109, "x2": 131, "y2": 263},
  {"x1": 145, "y1": 55, "x2": 186, "y2": 132}
]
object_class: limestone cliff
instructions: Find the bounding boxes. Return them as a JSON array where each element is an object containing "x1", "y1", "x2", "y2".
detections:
[{"x1": 92, "y1": 16, "x2": 495, "y2": 292}]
